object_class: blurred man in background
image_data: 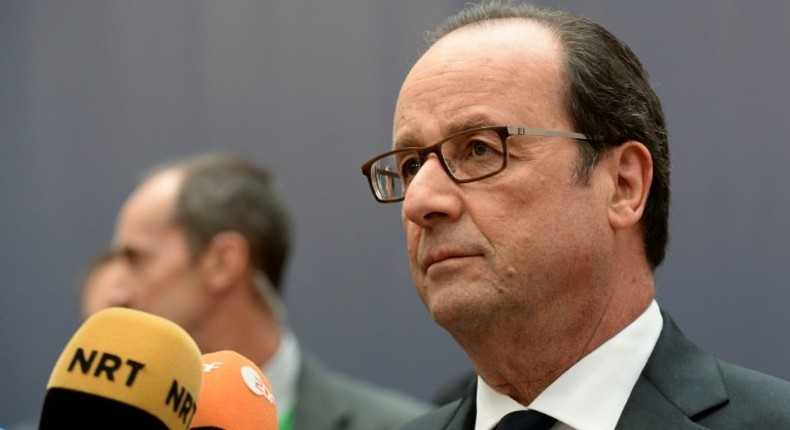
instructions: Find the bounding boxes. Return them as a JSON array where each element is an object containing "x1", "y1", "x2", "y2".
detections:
[{"x1": 109, "y1": 153, "x2": 430, "y2": 430}]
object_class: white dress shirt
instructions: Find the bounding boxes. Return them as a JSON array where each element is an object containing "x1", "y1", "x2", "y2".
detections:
[{"x1": 475, "y1": 300, "x2": 662, "y2": 430}]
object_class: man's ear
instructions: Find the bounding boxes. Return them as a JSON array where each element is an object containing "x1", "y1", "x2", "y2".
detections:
[
  {"x1": 608, "y1": 141, "x2": 653, "y2": 230},
  {"x1": 199, "y1": 231, "x2": 250, "y2": 293}
]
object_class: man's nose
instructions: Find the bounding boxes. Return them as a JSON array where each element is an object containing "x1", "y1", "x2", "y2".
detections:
[{"x1": 402, "y1": 155, "x2": 463, "y2": 227}]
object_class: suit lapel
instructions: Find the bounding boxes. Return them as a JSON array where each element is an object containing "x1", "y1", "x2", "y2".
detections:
[
  {"x1": 445, "y1": 383, "x2": 477, "y2": 430},
  {"x1": 293, "y1": 351, "x2": 353, "y2": 430},
  {"x1": 617, "y1": 312, "x2": 729, "y2": 429},
  {"x1": 617, "y1": 377, "x2": 708, "y2": 429}
]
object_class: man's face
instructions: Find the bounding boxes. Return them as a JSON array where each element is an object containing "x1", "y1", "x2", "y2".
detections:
[
  {"x1": 113, "y1": 170, "x2": 211, "y2": 333},
  {"x1": 394, "y1": 22, "x2": 615, "y2": 332}
]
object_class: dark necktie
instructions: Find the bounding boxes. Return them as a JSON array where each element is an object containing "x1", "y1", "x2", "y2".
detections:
[{"x1": 494, "y1": 410, "x2": 557, "y2": 430}]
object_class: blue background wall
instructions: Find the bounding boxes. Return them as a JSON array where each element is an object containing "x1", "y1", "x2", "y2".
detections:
[{"x1": 2, "y1": 1, "x2": 789, "y2": 425}]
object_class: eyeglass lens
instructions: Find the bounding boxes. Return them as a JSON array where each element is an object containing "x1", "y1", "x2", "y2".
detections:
[{"x1": 370, "y1": 128, "x2": 506, "y2": 201}]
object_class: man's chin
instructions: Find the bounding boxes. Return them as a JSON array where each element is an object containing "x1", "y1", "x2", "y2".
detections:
[{"x1": 425, "y1": 289, "x2": 488, "y2": 333}]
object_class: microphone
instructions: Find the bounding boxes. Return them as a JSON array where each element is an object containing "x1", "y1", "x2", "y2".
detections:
[
  {"x1": 39, "y1": 307, "x2": 203, "y2": 430},
  {"x1": 191, "y1": 350, "x2": 277, "y2": 430}
]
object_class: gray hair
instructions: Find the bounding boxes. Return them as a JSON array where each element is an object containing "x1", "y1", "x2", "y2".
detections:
[{"x1": 152, "y1": 153, "x2": 292, "y2": 293}]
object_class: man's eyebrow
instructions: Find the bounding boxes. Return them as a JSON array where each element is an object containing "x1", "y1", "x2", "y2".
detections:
[
  {"x1": 392, "y1": 117, "x2": 492, "y2": 150},
  {"x1": 393, "y1": 135, "x2": 418, "y2": 150}
]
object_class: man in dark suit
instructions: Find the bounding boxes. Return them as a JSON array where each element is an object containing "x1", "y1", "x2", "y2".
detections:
[{"x1": 360, "y1": 2, "x2": 790, "y2": 428}]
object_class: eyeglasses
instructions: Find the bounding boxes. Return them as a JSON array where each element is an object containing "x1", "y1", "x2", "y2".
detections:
[{"x1": 360, "y1": 125, "x2": 591, "y2": 203}]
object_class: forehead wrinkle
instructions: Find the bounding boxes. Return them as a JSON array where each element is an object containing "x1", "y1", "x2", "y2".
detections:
[
  {"x1": 393, "y1": 114, "x2": 498, "y2": 150},
  {"x1": 393, "y1": 59, "x2": 500, "y2": 146}
]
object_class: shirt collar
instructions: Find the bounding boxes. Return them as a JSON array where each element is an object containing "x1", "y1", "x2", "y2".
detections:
[
  {"x1": 261, "y1": 326, "x2": 301, "y2": 419},
  {"x1": 476, "y1": 300, "x2": 662, "y2": 430}
]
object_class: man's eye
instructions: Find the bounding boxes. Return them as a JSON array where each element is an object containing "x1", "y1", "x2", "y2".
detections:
[
  {"x1": 470, "y1": 140, "x2": 494, "y2": 159},
  {"x1": 401, "y1": 158, "x2": 421, "y2": 178}
]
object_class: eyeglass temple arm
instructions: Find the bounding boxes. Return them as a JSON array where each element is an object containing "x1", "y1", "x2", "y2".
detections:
[{"x1": 507, "y1": 126, "x2": 590, "y2": 141}]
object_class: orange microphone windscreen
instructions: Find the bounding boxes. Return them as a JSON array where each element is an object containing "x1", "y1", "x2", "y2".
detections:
[{"x1": 191, "y1": 350, "x2": 278, "y2": 430}]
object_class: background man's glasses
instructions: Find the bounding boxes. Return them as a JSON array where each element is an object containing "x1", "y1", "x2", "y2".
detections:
[{"x1": 361, "y1": 125, "x2": 591, "y2": 203}]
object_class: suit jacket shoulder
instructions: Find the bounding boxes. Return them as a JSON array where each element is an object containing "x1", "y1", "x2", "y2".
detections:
[
  {"x1": 293, "y1": 349, "x2": 433, "y2": 430},
  {"x1": 618, "y1": 311, "x2": 790, "y2": 429}
]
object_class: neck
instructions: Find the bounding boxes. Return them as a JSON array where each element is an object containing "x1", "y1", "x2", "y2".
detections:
[
  {"x1": 455, "y1": 269, "x2": 655, "y2": 405},
  {"x1": 193, "y1": 288, "x2": 282, "y2": 367}
]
